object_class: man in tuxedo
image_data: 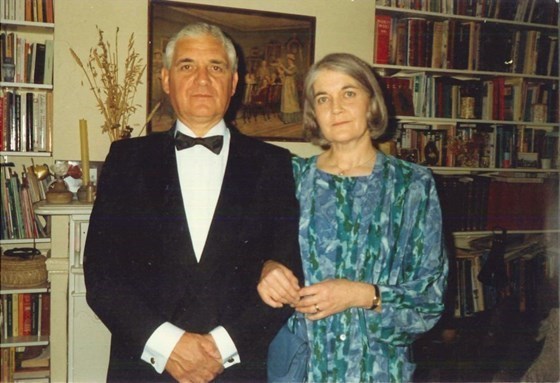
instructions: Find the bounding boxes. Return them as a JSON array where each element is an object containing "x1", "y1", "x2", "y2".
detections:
[{"x1": 83, "y1": 22, "x2": 302, "y2": 382}]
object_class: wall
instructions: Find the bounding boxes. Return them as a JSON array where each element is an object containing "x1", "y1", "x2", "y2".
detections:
[
  {"x1": 54, "y1": 0, "x2": 376, "y2": 163},
  {"x1": 49, "y1": 3, "x2": 374, "y2": 378}
]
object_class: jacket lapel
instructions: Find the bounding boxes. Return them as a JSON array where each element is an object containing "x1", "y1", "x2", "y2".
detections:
[
  {"x1": 156, "y1": 128, "x2": 199, "y2": 268},
  {"x1": 199, "y1": 129, "x2": 258, "y2": 267}
]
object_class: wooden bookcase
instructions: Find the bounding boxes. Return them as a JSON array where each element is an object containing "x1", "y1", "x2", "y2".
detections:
[
  {"x1": 0, "y1": 285, "x2": 50, "y2": 382},
  {"x1": 373, "y1": 0, "x2": 559, "y2": 381},
  {"x1": 1, "y1": 2, "x2": 55, "y2": 382},
  {"x1": 0, "y1": 17, "x2": 54, "y2": 154},
  {"x1": 1, "y1": 10, "x2": 55, "y2": 243},
  {"x1": 373, "y1": 1, "x2": 559, "y2": 173}
]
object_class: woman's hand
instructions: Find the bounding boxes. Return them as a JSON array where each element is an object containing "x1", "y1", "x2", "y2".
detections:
[
  {"x1": 296, "y1": 279, "x2": 376, "y2": 320},
  {"x1": 257, "y1": 260, "x2": 301, "y2": 308}
]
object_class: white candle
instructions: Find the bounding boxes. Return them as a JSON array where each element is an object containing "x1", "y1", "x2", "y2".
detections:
[{"x1": 79, "y1": 119, "x2": 90, "y2": 184}]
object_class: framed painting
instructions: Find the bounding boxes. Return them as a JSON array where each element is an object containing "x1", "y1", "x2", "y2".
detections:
[{"x1": 148, "y1": 1, "x2": 316, "y2": 141}]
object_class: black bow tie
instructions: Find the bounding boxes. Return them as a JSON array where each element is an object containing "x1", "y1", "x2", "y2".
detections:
[{"x1": 175, "y1": 131, "x2": 224, "y2": 154}]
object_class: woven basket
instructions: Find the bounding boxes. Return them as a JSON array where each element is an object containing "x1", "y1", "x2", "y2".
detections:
[{"x1": 0, "y1": 255, "x2": 47, "y2": 288}]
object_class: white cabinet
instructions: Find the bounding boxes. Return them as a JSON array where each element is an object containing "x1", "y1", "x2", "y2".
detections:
[{"x1": 35, "y1": 201, "x2": 110, "y2": 383}]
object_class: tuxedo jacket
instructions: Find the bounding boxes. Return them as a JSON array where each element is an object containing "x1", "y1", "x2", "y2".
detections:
[{"x1": 83, "y1": 127, "x2": 303, "y2": 382}]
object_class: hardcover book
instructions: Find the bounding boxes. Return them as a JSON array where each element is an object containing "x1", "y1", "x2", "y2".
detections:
[{"x1": 374, "y1": 14, "x2": 392, "y2": 65}]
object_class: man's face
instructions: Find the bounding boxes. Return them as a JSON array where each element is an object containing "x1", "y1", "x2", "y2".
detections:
[{"x1": 161, "y1": 34, "x2": 238, "y2": 135}]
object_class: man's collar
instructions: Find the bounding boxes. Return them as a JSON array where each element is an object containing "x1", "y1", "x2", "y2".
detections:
[{"x1": 175, "y1": 120, "x2": 227, "y2": 138}]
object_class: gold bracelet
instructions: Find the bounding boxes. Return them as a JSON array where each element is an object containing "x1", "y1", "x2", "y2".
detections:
[{"x1": 370, "y1": 284, "x2": 381, "y2": 310}]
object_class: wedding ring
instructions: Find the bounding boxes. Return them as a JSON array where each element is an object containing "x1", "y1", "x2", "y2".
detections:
[{"x1": 315, "y1": 304, "x2": 320, "y2": 313}]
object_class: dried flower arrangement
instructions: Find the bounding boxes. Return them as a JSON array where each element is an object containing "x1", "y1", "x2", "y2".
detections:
[{"x1": 70, "y1": 27, "x2": 146, "y2": 141}]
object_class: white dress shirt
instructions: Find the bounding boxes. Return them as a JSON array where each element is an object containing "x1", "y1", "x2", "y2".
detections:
[{"x1": 140, "y1": 120, "x2": 240, "y2": 373}]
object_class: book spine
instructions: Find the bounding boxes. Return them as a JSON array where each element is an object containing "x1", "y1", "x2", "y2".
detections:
[
  {"x1": 395, "y1": 19, "x2": 408, "y2": 66},
  {"x1": 12, "y1": 293, "x2": 19, "y2": 337},
  {"x1": 22, "y1": 293, "x2": 32, "y2": 336},
  {"x1": 0, "y1": 90, "x2": 4, "y2": 152},
  {"x1": 10, "y1": 172, "x2": 26, "y2": 239},
  {"x1": 26, "y1": 91, "x2": 34, "y2": 151},
  {"x1": 40, "y1": 293, "x2": 49, "y2": 337},
  {"x1": 31, "y1": 293, "x2": 39, "y2": 336},
  {"x1": 33, "y1": 42, "x2": 46, "y2": 84},
  {"x1": 431, "y1": 21, "x2": 443, "y2": 68},
  {"x1": 6, "y1": 295, "x2": 13, "y2": 337},
  {"x1": 374, "y1": 14, "x2": 392, "y2": 64},
  {"x1": 43, "y1": 39, "x2": 54, "y2": 85}
]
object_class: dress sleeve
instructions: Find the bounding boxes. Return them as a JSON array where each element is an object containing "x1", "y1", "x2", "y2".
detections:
[{"x1": 368, "y1": 171, "x2": 449, "y2": 346}]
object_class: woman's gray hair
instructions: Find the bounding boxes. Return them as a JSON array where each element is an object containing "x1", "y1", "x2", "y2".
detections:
[
  {"x1": 302, "y1": 53, "x2": 388, "y2": 147},
  {"x1": 163, "y1": 22, "x2": 238, "y2": 72}
]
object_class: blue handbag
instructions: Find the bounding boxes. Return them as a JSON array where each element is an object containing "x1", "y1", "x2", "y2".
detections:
[{"x1": 267, "y1": 315, "x2": 310, "y2": 383}]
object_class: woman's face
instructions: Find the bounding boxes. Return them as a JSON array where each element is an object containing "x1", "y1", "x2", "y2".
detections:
[{"x1": 312, "y1": 69, "x2": 370, "y2": 145}]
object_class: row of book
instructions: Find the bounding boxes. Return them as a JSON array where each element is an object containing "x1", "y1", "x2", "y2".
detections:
[
  {"x1": 453, "y1": 235, "x2": 552, "y2": 318},
  {"x1": 0, "y1": 292, "x2": 50, "y2": 339},
  {"x1": 395, "y1": 122, "x2": 558, "y2": 169},
  {"x1": 374, "y1": 15, "x2": 558, "y2": 76},
  {"x1": 436, "y1": 174, "x2": 491, "y2": 232},
  {"x1": 431, "y1": 77, "x2": 556, "y2": 123},
  {"x1": 1, "y1": 32, "x2": 54, "y2": 85},
  {"x1": 1, "y1": 0, "x2": 54, "y2": 23},
  {"x1": 1, "y1": 163, "x2": 51, "y2": 241},
  {"x1": 1, "y1": 346, "x2": 50, "y2": 383},
  {"x1": 382, "y1": 74, "x2": 559, "y2": 124},
  {"x1": 453, "y1": 123, "x2": 557, "y2": 170},
  {"x1": 485, "y1": 176, "x2": 558, "y2": 230},
  {"x1": 375, "y1": 0, "x2": 558, "y2": 25},
  {"x1": 1, "y1": 89, "x2": 53, "y2": 153},
  {"x1": 435, "y1": 173, "x2": 558, "y2": 232},
  {"x1": 396, "y1": 123, "x2": 453, "y2": 167}
]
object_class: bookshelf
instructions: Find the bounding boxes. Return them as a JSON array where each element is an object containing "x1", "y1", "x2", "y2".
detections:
[
  {"x1": 0, "y1": 285, "x2": 50, "y2": 382},
  {"x1": 1, "y1": 2, "x2": 54, "y2": 382},
  {"x1": 1, "y1": 0, "x2": 55, "y2": 154},
  {"x1": 373, "y1": 1, "x2": 559, "y2": 174},
  {"x1": 373, "y1": 0, "x2": 559, "y2": 235},
  {"x1": 0, "y1": 285, "x2": 50, "y2": 347},
  {"x1": 0, "y1": 19, "x2": 54, "y2": 154},
  {"x1": 1, "y1": 2, "x2": 55, "y2": 241},
  {"x1": 374, "y1": 1, "x2": 559, "y2": 380},
  {"x1": 1, "y1": 0, "x2": 55, "y2": 244}
]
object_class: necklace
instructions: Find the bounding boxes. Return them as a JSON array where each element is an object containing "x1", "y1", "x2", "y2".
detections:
[{"x1": 332, "y1": 153, "x2": 376, "y2": 176}]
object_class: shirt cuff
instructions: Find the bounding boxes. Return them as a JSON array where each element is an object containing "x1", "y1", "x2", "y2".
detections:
[
  {"x1": 141, "y1": 322, "x2": 185, "y2": 373},
  {"x1": 210, "y1": 326, "x2": 240, "y2": 368}
]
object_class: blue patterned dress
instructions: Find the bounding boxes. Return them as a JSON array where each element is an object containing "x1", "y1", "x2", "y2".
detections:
[{"x1": 291, "y1": 151, "x2": 448, "y2": 383}]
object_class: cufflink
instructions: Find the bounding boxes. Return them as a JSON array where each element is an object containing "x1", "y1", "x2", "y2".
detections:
[
  {"x1": 227, "y1": 358, "x2": 235, "y2": 364},
  {"x1": 150, "y1": 357, "x2": 156, "y2": 365}
]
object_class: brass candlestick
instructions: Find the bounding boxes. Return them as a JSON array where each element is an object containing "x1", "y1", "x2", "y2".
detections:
[{"x1": 77, "y1": 181, "x2": 96, "y2": 203}]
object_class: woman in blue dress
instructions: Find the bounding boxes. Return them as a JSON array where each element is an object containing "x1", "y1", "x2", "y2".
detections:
[{"x1": 258, "y1": 53, "x2": 448, "y2": 383}]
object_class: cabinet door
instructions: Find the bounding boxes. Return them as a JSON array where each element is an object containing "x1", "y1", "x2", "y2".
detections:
[
  {"x1": 68, "y1": 217, "x2": 111, "y2": 383},
  {"x1": 69, "y1": 293, "x2": 111, "y2": 383}
]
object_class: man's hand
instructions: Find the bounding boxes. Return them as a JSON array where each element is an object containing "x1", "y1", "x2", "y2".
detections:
[
  {"x1": 257, "y1": 260, "x2": 301, "y2": 308},
  {"x1": 165, "y1": 332, "x2": 224, "y2": 383}
]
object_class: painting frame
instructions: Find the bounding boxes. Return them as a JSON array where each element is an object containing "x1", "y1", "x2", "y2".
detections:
[{"x1": 147, "y1": 0, "x2": 316, "y2": 141}]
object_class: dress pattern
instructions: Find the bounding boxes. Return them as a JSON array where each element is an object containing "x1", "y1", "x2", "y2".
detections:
[{"x1": 290, "y1": 151, "x2": 448, "y2": 383}]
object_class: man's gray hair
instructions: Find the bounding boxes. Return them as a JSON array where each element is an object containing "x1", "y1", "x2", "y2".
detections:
[{"x1": 163, "y1": 22, "x2": 238, "y2": 72}]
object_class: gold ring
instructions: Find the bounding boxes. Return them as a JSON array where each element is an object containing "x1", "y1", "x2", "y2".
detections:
[{"x1": 315, "y1": 304, "x2": 320, "y2": 312}]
